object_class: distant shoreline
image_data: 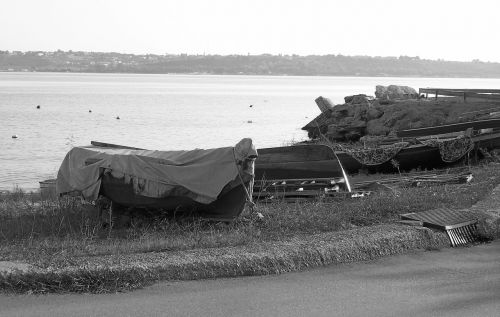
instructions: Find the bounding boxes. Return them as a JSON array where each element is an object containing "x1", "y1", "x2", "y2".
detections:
[
  {"x1": 2, "y1": 51, "x2": 500, "y2": 78},
  {"x1": 2, "y1": 70, "x2": 500, "y2": 80}
]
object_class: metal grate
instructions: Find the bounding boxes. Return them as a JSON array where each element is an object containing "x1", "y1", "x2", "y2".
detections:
[{"x1": 401, "y1": 208, "x2": 478, "y2": 247}]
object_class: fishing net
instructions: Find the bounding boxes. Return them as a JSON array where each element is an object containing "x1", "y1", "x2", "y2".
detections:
[
  {"x1": 331, "y1": 142, "x2": 409, "y2": 166},
  {"x1": 420, "y1": 136, "x2": 474, "y2": 163}
]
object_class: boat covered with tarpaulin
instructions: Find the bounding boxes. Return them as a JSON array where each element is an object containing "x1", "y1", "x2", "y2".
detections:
[{"x1": 56, "y1": 138, "x2": 257, "y2": 220}]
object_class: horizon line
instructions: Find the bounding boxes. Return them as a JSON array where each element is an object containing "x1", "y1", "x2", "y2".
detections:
[{"x1": 1, "y1": 50, "x2": 497, "y2": 64}]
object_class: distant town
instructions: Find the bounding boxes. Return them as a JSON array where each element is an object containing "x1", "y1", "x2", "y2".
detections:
[{"x1": 1, "y1": 50, "x2": 500, "y2": 78}]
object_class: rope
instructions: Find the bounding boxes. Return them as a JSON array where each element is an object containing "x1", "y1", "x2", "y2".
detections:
[{"x1": 232, "y1": 148, "x2": 256, "y2": 211}]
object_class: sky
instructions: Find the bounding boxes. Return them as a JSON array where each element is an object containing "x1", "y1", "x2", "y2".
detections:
[{"x1": 1, "y1": 0, "x2": 500, "y2": 62}]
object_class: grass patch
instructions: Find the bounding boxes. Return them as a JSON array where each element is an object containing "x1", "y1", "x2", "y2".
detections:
[
  {"x1": 0, "y1": 224, "x2": 449, "y2": 294},
  {"x1": 1, "y1": 164, "x2": 499, "y2": 270}
]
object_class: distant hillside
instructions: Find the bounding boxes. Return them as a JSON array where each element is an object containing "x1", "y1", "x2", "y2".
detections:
[{"x1": 2, "y1": 50, "x2": 500, "y2": 78}]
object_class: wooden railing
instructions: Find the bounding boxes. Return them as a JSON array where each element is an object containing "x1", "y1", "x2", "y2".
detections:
[{"x1": 419, "y1": 88, "x2": 500, "y2": 102}]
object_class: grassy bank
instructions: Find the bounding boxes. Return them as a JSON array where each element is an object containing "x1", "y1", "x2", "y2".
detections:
[
  {"x1": 0, "y1": 224, "x2": 450, "y2": 293},
  {"x1": 1, "y1": 163, "x2": 499, "y2": 271}
]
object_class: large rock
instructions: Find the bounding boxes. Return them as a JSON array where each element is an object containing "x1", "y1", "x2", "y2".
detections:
[
  {"x1": 331, "y1": 104, "x2": 350, "y2": 115},
  {"x1": 352, "y1": 104, "x2": 368, "y2": 121},
  {"x1": 375, "y1": 85, "x2": 418, "y2": 100},
  {"x1": 327, "y1": 118, "x2": 367, "y2": 142},
  {"x1": 344, "y1": 94, "x2": 374, "y2": 106},
  {"x1": 367, "y1": 107, "x2": 383, "y2": 120},
  {"x1": 366, "y1": 120, "x2": 391, "y2": 135}
]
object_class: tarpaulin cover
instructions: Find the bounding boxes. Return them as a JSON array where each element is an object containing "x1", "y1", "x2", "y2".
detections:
[{"x1": 56, "y1": 138, "x2": 257, "y2": 204}]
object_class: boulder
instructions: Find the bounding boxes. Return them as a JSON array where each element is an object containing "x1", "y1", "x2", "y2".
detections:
[
  {"x1": 332, "y1": 104, "x2": 349, "y2": 114},
  {"x1": 375, "y1": 85, "x2": 418, "y2": 100},
  {"x1": 351, "y1": 119, "x2": 367, "y2": 129},
  {"x1": 326, "y1": 125, "x2": 344, "y2": 140},
  {"x1": 344, "y1": 95, "x2": 354, "y2": 103},
  {"x1": 352, "y1": 104, "x2": 368, "y2": 121},
  {"x1": 367, "y1": 107, "x2": 383, "y2": 120},
  {"x1": 344, "y1": 94, "x2": 374, "y2": 106},
  {"x1": 344, "y1": 130, "x2": 362, "y2": 141},
  {"x1": 366, "y1": 120, "x2": 391, "y2": 136},
  {"x1": 337, "y1": 116, "x2": 355, "y2": 128}
]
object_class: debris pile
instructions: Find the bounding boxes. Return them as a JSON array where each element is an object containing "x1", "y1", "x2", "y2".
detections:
[{"x1": 303, "y1": 85, "x2": 500, "y2": 142}]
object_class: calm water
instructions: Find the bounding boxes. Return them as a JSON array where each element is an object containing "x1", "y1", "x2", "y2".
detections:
[{"x1": 1, "y1": 72, "x2": 500, "y2": 190}]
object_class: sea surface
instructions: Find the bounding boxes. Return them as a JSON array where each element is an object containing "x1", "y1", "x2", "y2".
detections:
[{"x1": 2, "y1": 72, "x2": 500, "y2": 190}]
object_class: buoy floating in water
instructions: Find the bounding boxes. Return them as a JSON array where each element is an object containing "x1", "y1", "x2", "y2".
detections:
[
  {"x1": 89, "y1": 110, "x2": 92, "y2": 113},
  {"x1": 249, "y1": 105, "x2": 253, "y2": 108},
  {"x1": 36, "y1": 105, "x2": 40, "y2": 109},
  {"x1": 12, "y1": 135, "x2": 18, "y2": 139},
  {"x1": 116, "y1": 116, "x2": 120, "y2": 120}
]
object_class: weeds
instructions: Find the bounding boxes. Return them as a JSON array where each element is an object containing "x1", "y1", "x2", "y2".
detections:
[{"x1": 1, "y1": 164, "x2": 499, "y2": 269}]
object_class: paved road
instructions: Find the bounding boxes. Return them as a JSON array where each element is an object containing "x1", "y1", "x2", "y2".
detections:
[{"x1": 1, "y1": 241, "x2": 499, "y2": 317}]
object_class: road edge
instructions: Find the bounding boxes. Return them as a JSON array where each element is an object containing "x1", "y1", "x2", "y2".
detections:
[{"x1": 0, "y1": 223, "x2": 449, "y2": 294}]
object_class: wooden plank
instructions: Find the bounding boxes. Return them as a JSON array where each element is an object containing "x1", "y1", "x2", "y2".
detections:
[
  {"x1": 416, "y1": 131, "x2": 466, "y2": 141},
  {"x1": 90, "y1": 141, "x2": 145, "y2": 150},
  {"x1": 460, "y1": 107, "x2": 500, "y2": 116},
  {"x1": 253, "y1": 190, "x2": 345, "y2": 198},
  {"x1": 253, "y1": 190, "x2": 370, "y2": 199},
  {"x1": 418, "y1": 88, "x2": 500, "y2": 102},
  {"x1": 397, "y1": 119, "x2": 500, "y2": 137},
  {"x1": 445, "y1": 91, "x2": 500, "y2": 101},
  {"x1": 255, "y1": 183, "x2": 341, "y2": 192},
  {"x1": 419, "y1": 88, "x2": 500, "y2": 94},
  {"x1": 315, "y1": 96, "x2": 335, "y2": 113},
  {"x1": 255, "y1": 177, "x2": 343, "y2": 184},
  {"x1": 253, "y1": 190, "x2": 323, "y2": 198},
  {"x1": 255, "y1": 160, "x2": 344, "y2": 180},
  {"x1": 256, "y1": 144, "x2": 336, "y2": 164},
  {"x1": 471, "y1": 130, "x2": 500, "y2": 142}
]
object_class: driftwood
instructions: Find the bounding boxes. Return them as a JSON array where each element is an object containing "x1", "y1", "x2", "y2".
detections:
[{"x1": 315, "y1": 96, "x2": 335, "y2": 113}]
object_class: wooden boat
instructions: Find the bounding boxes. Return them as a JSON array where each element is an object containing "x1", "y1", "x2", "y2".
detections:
[
  {"x1": 57, "y1": 139, "x2": 257, "y2": 221},
  {"x1": 255, "y1": 127, "x2": 500, "y2": 178},
  {"x1": 99, "y1": 173, "x2": 249, "y2": 221},
  {"x1": 254, "y1": 144, "x2": 352, "y2": 197},
  {"x1": 254, "y1": 142, "x2": 447, "y2": 178},
  {"x1": 255, "y1": 144, "x2": 348, "y2": 181},
  {"x1": 339, "y1": 129, "x2": 500, "y2": 174}
]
